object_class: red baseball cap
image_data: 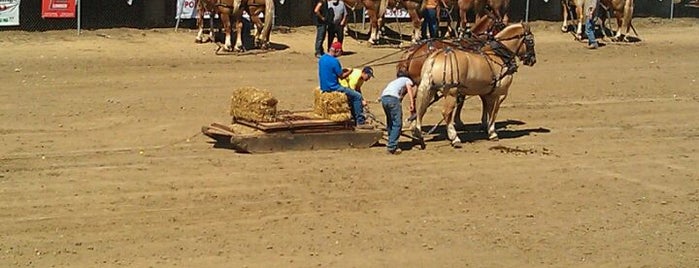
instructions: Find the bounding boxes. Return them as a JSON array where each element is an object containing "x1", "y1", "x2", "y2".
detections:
[{"x1": 330, "y1": 41, "x2": 343, "y2": 52}]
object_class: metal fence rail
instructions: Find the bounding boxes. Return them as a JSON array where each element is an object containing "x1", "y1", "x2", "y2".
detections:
[{"x1": 1, "y1": 0, "x2": 697, "y2": 33}]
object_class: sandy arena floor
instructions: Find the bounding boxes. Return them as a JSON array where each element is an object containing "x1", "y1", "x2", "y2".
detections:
[{"x1": 1, "y1": 18, "x2": 698, "y2": 267}]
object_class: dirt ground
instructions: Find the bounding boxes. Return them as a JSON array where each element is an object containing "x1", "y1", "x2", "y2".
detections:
[{"x1": 1, "y1": 17, "x2": 698, "y2": 267}]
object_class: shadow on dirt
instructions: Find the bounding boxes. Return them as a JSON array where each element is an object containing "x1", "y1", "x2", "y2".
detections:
[{"x1": 423, "y1": 119, "x2": 551, "y2": 143}]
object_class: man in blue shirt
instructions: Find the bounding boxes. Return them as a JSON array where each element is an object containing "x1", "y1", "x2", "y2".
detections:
[{"x1": 318, "y1": 42, "x2": 373, "y2": 129}]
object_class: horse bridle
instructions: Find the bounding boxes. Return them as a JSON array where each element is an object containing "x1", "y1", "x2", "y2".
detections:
[{"x1": 491, "y1": 27, "x2": 535, "y2": 64}]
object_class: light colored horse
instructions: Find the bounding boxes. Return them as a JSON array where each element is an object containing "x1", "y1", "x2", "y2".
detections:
[
  {"x1": 195, "y1": 0, "x2": 274, "y2": 52},
  {"x1": 560, "y1": 0, "x2": 585, "y2": 37},
  {"x1": 233, "y1": 0, "x2": 275, "y2": 51},
  {"x1": 411, "y1": 23, "x2": 536, "y2": 148},
  {"x1": 344, "y1": 0, "x2": 423, "y2": 43},
  {"x1": 601, "y1": 0, "x2": 635, "y2": 41}
]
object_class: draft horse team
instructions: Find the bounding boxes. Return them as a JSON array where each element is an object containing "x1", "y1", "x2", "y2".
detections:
[{"x1": 199, "y1": 0, "x2": 662, "y2": 152}]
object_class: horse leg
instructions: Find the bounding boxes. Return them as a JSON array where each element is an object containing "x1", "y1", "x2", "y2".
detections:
[
  {"x1": 482, "y1": 94, "x2": 499, "y2": 140},
  {"x1": 453, "y1": 93, "x2": 465, "y2": 129},
  {"x1": 249, "y1": 9, "x2": 265, "y2": 48},
  {"x1": 195, "y1": 3, "x2": 206, "y2": 43},
  {"x1": 561, "y1": 1, "x2": 569, "y2": 32},
  {"x1": 408, "y1": 8, "x2": 421, "y2": 42},
  {"x1": 442, "y1": 91, "x2": 461, "y2": 147},
  {"x1": 234, "y1": 19, "x2": 245, "y2": 52},
  {"x1": 575, "y1": 5, "x2": 583, "y2": 40},
  {"x1": 367, "y1": 8, "x2": 379, "y2": 44},
  {"x1": 480, "y1": 94, "x2": 498, "y2": 139},
  {"x1": 458, "y1": 5, "x2": 469, "y2": 37},
  {"x1": 221, "y1": 11, "x2": 234, "y2": 51},
  {"x1": 489, "y1": 94, "x2": 508, "y2": 140}
]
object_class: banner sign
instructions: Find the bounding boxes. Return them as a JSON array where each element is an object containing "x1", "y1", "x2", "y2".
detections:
[
  {"x1": 364, "y1": 8, "x2": 410, "y2": 19},
  {"x1": 0, "y1": 0, "x2": 20, "y2": 26},
  {"x1": 175, "y1": 0, "x2": 263, "y2": 20},
  {"x1": 42, "y1": 0, "x2": 76, "y2": 18}
]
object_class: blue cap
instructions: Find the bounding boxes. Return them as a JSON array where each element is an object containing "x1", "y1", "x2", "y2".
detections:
[{"x1": 362, "y1": 66, "x2": 374, "y2": 78}]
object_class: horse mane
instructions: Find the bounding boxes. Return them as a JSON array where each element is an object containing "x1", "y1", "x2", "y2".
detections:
[{"x1": 494, "y1": 22, "x2": 527, "y2": 40}]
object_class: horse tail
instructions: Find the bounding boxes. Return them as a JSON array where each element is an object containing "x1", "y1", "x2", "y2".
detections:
[
  {"x1": 262, "y1": 0, "x2": 275, "y2": 44},
  {"x1": 413, "y1": 51, "x2": 439, "y2": 139}
]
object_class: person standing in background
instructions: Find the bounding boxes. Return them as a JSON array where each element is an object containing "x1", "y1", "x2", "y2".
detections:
[
  {"x1": 327, "y1": 0, "x2": 347, "y2": 48},
  {"x1": 313, "y1": 0, "x2": 330, "y2": 58},
  {"x1": 584, "y1": 0, "x2": 600, "y2": 49}
]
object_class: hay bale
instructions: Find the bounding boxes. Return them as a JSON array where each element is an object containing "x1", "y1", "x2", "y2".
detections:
[
  {"x1": 313, "y1": 88, "x2": 352, "y2": 122},
  {"x1": 230, "y1": 87, "x2": 278, "y2": 123}
]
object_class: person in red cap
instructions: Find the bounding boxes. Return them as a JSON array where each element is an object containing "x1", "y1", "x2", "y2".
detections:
[{"x1": 318, "y1": 42, "x2": 373, "y2": 130}]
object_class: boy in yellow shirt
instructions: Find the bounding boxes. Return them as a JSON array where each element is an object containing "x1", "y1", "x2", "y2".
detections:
[{"x1": 339, "y1": 66, "x2": 374, "y2": 94}]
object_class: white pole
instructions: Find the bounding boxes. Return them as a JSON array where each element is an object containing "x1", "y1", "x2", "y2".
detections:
[
  {"x1": 525, "y1": 0, "x2": 530, "y2": 22},
  {"x1": 175, "y1": 0, "x2": 185, "y2": 32},
  {"x1": 670, "y1": 1, "x2": 674, "y2": 19},
  {"x1": 76, "y1": 0, "x2": 81, "y2": 35}
]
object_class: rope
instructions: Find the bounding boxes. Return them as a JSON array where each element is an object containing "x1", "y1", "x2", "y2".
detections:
[{"x1": 351, "y1": 46, "x2": 410, "y2": 68}]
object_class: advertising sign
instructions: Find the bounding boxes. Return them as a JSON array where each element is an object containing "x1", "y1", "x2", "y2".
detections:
[
  {"x1": 42, "y1": 0, "x2": 76, "y2": 18},
  {"x1": 0, "y1": 0, "x2": 20, "y2": 26},
  {"x1": 175, "y1": 0, "x2": 262, "y2": 20}
]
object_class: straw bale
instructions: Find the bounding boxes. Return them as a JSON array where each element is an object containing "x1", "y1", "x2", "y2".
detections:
[
  {"x1": 312, "y1": 88, "x2": 352, "y2": 122},
  {"x1": 230, "y1": 87, "x2": 278, "y2": 123}
]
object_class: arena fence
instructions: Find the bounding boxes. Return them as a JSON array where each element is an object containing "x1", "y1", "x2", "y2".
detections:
[{"x1": 0, "y1": 0, "x2": 698, "y2": 33}]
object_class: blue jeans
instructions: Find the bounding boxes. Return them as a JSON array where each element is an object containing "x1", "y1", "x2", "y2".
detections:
[
  {"x1": 315, "y1": 24, "x2": 327, "y2": 56},
  {"x1": 327, "y1": 23, "x2": 344, "y2": 48},
  {"x1": 381, "y1": 95, "x2": 402, "y2": 151},
  {"x1": 421, "y1": 8, "x2": 438, "y2": 40},
  {"x1": 329, "y1": 86, "x2": 366, "y2": 125},
  {"x1": 585, "y1": 18, "x2": 597, "y2": 45}
]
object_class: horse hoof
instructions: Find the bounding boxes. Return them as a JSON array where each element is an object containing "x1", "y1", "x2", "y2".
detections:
[
  {"x1": 488, "y1": 134, "x2": 499, "y2": 141},
  {"x1": 451, "y1": 140, "x2": 462, "y2": 148},
  {"x1": 560, "y1": 26, "x2": 567, "y2": 32},
  {"x1": 195, "y1": 39, "x2": 203, "y2": 44}
]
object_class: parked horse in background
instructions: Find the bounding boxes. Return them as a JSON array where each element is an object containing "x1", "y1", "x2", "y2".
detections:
[
  {"x1": 562, "y1": 0, "x2": 636, "y2": 42},
  {"x1": 560, "y1": 0, "x2": 585, "y2": 38},
  {"x1": 456, "y1": 0, "x2": 509, "y2": 38},
  {"x1": 345, "y1": 0, "x2": 423, "y2": 44},
  {"x1": 411, "y1": 23, "x2": 536, "y2": 148},
  {"x1": 235, "y1": 0, "x2": 275, "y2": 50},
  {"x1": 601, "y1": 0, "x2": 635, "y2": 41},
  {"x1": 195, "y1": 0, "x2": 274, "y2": 52}
]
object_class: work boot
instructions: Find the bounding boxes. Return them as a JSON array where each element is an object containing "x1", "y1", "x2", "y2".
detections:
[{"x1": 586, "y1": 42, "x2": 599, "y2": 49}]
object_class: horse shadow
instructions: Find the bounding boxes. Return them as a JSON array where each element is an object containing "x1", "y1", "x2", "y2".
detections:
[
  {"x1": 344, "y1": 24, "x2": 413, "y2": 45},
  {"x1": 423, "y1": 119, "x2": 551, "y2": 143}
]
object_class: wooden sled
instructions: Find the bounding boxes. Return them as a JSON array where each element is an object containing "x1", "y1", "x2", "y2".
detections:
[{"x1": 202, "y1": 111, "x2": 383, "y2": 153}]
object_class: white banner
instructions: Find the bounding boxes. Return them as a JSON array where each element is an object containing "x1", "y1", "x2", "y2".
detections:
[
  {"x1": 0, "y1": 0, "x2": 20, "y2": 26},
  {"x1": 175, "y1": 0, "x2": 262, "y2": 20}
]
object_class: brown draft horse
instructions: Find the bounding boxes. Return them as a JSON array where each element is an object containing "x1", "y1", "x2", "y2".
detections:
[
  {"x1": 411, "y1": 23, "x2": 536, "y2": 148},
  {"x1": 456, "y1": 0, "x2": 509, "y2": 37},
  {"x1": 601, "y1": 0, "x2": 635, "y2": 41},
  {"x1": 396, "y1": 12, "x2": 503, "y2": 128},
  {"x1": 344, "y1": 0, "x2": 423, "y2": 44},
  {"x1": 562, "y1": 0, "x2": 635, "y2": 42},
  {"x1": 195, "y1": 0, "x2": 274, "y2": 52},
  {"x1": 560, "y1": 0, "x2": 585, "y2": 37}
]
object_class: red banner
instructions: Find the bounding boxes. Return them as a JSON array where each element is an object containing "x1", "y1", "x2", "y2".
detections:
[{"x1": 42, "y1": 0, "x2": 76, "y2": 18}]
